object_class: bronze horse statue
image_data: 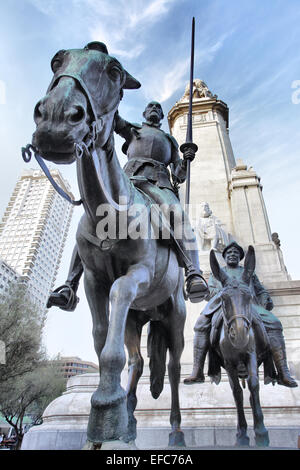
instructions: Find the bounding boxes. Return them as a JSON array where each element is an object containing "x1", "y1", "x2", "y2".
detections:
[
  {"x1": 27, "y1": 42, "x2": 187, "y2": 448},
  {"x1": 208, "y1": 247, "x2": 273, "y2": 447}
]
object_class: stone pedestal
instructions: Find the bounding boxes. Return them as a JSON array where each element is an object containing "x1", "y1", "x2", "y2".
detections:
[{"x1": 21, "y1": 370, "x2": 300, "y2": 450}]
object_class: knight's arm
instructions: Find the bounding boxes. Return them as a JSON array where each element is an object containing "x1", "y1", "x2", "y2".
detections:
[
  {"x1": 252, "y1": 273, "x2": 274, "y2": 311},
  {"x1": 114, "y1": 112, "x2": 141, "y2": 152},
  {"x1": 169, "y1": 140, "x2": 187, "y2": 184}
]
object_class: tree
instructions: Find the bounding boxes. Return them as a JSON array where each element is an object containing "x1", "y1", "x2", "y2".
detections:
[
  {"x1": 0, "y1": 283, "x2": 65, "y2": 449},
  {"x1": 0, "y1": 283, "x2": 46, "y2": 383},
  {"x1": 0, "y1": 363, "x2": 66, "y2": 449}
]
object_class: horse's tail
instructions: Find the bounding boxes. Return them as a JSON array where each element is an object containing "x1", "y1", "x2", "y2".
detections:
[{"x1": 147, "y1": 320, "x2": 168, "y2": 399}]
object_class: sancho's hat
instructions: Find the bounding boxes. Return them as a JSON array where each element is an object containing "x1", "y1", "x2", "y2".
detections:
[{"x1": 222, "y1": 241, "x2": 244, "y2": 261}]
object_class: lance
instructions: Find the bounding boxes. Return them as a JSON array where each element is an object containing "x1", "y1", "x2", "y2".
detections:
[{"x1": 180, "y1": 17, "x2": 198, "y2": 215}]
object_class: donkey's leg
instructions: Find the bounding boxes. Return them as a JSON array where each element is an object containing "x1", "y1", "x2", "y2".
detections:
[
  {"x1": 226, "y1": 363, "x2": 250, "y2": 446},
  {"x1": 90, "y1": 265, "x2": 150, "y2": 443},
  {"x1": 164, "y1": 284, "x2": 186, "y2": 447},
  {"x1": 247, "y1": 353, "x2": 269, "y2": 447},
  {"x1": 123, "y1": 311, "x2": 146, "y2": 444}
]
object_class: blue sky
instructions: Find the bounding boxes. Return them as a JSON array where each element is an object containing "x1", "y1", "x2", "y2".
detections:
[{"x1": 0, "y1": 0, "x2": 300, "y2": 361}]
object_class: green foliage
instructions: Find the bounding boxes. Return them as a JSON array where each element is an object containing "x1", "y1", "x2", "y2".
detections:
[
  {"x1": 0, "y1": 282, "x2": 46, "y2": 382},
  {"x1": 0, "y1": 283, "x2": 65, "y2": 449}
]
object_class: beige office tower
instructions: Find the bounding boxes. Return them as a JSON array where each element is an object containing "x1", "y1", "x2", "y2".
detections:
[{"x1": 0, "y1": 169, "x2": 74, "y2": 308}]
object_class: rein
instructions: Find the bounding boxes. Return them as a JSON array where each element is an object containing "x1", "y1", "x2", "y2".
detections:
[{"x1": 21, "y1": 144, "x2": 82, "y2": 206}]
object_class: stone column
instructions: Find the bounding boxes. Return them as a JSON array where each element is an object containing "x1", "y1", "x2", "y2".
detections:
[{"x1": 229, "y1": 159, "x2": 290, "y2": 282}]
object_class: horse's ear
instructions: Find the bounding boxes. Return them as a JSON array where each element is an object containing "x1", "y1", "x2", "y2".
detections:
[
  {"x1": 242, "y1": 245, "x2": 255, "y2": 284},
  {"x1": 210, "y1": 250, "x2": 228, "y2": 286},
  {"x1": 85, "y1": 42, "x2": 109, "y2": 54},
  {"x1": 123, "y1": 70, "x2": 141, "y2": 90}
]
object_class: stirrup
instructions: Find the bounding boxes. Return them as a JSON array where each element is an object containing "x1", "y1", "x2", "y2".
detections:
[
  {"x1": 47, "y1": 284, "x2": 79, "y2": 312},
  {"x1": 185, "y1": 272, "x2": 209, "y2": 303}
]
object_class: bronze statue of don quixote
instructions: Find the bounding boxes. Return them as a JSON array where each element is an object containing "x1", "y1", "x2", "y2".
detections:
[{"x1": 22, "y1": 18, "x2": 296, "y2": 449}]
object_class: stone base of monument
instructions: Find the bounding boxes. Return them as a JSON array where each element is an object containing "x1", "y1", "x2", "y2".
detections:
[{"x1": 21, "y1": 369, "x2": 300, "y2": 450}]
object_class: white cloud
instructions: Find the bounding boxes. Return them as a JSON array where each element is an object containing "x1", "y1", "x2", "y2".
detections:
[
  {"x1": 128, "y1": 0, "x2": 174, "y2": 28},
  {"x1": 143, "y1": 58, "x2": 189, "y2": 103},
  {"x1": 29, "y1": 0, "x2": 176, "y2": 57},
  {"x1": 142, "y1": 32, "x2": 232, "y2": 104},
  {"x1": 87, "y1": 0, "x2": 176, "y2": 58}
]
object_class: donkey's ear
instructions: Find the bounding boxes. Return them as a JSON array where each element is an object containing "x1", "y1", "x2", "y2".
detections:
[
  {"x1": 242, "y1": 245, "x2": 256, "y2": 284},
  {"x1": 210, "y1": 250, "x2": 229, "y2": 286},
  {"x1": 123, "y1": 70, "x2": 141, "y2": 90}
]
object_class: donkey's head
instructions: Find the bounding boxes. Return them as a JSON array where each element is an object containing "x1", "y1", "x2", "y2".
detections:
[
  {"x1": 32, "y1": 42, "x2": 140, "y2": 164},
  {"x1": 210, "y1": 246, "x2": 256, "y2": 349}
]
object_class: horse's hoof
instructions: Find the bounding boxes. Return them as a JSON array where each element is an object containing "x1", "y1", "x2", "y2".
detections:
[
  {"x1": 235, "y1": 435, "x2": 250, "y2": 447},
  {"x1": 168, "y1": 430, "x2": 186, "y2": 447},
  {"x1": 82, "y1": 440, "x2": 102, "y2": 450},
  {"x1": 87, "y1": 391, "x2": 128, "y2": 443},
  {"x1": 255, "y1": 431, "x2": 269, "y2": 447},
  {"x1": 100, "y1": 439, "x2": 138, "y2": 450}
]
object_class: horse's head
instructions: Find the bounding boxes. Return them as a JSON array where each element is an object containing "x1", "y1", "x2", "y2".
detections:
[
  {"x1": 210, "y1": 247, "x2": 255, "y2": 349},
  {"x1": 32, "y1": 42, "x2": 140, "y2": 164}
]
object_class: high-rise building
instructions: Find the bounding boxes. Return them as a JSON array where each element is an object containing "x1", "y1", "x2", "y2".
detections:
[
  {"x1": 0, "y1": 258, "x2": 20, "y2": 299},
  {"x1": 0, "y1": 169, "x2": 74, "y2": 308}
]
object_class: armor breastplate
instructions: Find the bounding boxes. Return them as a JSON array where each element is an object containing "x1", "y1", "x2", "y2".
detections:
[{"x1": 127, "y1": 124, "x2": 172, "y2": 164}]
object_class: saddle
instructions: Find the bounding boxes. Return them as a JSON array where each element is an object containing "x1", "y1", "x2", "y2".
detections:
[{"x1": 132, "y1": 179, "x2": 186, "y2": 267}]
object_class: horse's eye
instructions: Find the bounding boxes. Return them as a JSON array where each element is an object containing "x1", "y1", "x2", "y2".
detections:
[{"x1": 108, "y1": 65, "x2": 122, "y2": 81}]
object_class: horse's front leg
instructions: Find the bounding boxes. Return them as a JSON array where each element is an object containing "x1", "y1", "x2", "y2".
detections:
[
  {"x1": 247, "y1": 352, "x2": 269, "y2": 447},
  {"x1": 225, "y1": 363, "x2": 250, "y2": 447},
  {"x1": 88, "y1": 264, "x2": 150, "y2": 444}
]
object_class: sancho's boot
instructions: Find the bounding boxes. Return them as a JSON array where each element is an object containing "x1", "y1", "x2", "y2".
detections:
[
  {"x1": 268, "y1": 329, "x2": 298, "y2": 387},
  {"x1": 184, "y1": 331, "x2": 209, "y2": 384}
]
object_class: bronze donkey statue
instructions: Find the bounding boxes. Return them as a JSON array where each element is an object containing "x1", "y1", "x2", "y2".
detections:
[{"x1": 207, "y1": 247, "x2": 274, "y2": 447}]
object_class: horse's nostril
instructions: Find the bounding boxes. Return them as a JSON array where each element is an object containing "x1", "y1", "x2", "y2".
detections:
[
  {"x1": 69, "y1": 106, "x2": 85, "y2": 123},
  {"x1": 34, "y1": 100, "x2": 44, "y2": 123}
]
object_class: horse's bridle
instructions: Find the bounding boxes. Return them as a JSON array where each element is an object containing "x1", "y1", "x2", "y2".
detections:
[
  {"x1": 220, "y1": 288, "x2": 252, "y2": 334},
  {"x1": 222, "y1": 313, "x2": 252, "y2": 333},
  {"x1": 22, "y1": 69, "x2": 133, "y2": 212}
]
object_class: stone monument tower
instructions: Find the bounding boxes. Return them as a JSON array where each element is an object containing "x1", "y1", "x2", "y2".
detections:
[{"x1": 168, "y1": 79, "x2": 290, "y2": 283}]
